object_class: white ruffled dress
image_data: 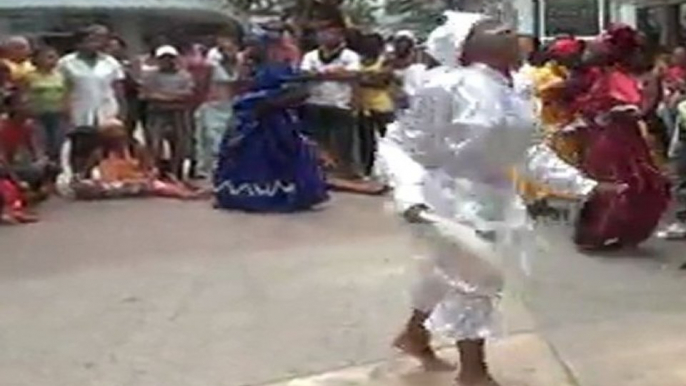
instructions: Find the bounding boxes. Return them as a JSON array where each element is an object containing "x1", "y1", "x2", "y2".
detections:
[{"x1": 377, "y1": 63, "x2": 598, "y2": 340}]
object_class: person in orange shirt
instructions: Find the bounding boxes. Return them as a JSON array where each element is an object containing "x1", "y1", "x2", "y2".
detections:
[{"x1": 71, "y1": 119, "x2": 205, "y2": 200}]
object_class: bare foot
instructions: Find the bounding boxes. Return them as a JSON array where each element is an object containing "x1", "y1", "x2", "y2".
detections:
[
  {"x1": 393, "y1": 333, "x2": 455, "y2": 372},
  {"x1": 456, "y1": 375, "x2": 501, "y2": 386},
  {"x1": 13, "y1": 211, "x2": 39, "y2": 224},
  {"x1": 328, "y1": 178, "x2": 389, "y2": 196},
  {"x1": 1, "y1": 213, "x2": 21, "y2": 225}
]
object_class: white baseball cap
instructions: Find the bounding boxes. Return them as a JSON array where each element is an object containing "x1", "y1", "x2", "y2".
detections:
[
  {"x1": 155, "y1": 45, "x2": 179, "y2": 58},
  {"x1": 394, "y1": 30, "x2": 416, "y2": 42}
]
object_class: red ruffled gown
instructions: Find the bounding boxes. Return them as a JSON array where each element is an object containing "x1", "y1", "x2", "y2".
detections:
[{"x1": 573, "y1": 67, "x2": 671, "y2": 249}]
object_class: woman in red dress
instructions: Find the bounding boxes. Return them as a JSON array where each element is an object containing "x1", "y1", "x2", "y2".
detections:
[{"x1": 573, "y1": 25, "x2": 671, "y2": 250}]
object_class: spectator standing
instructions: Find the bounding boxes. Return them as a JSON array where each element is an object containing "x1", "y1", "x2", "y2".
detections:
[
  {"x1": 142, "y1": 45, "x2": 194, "y2": 179},
  {"x1": 130, "y1": 36, "x2": 171, "y2": 138},
  {"x1": 301, "y1": 23, "x2": 361, "y2": 178},
  {"x1": 388, "y1": 32, "x2": 425, "y2": 110},
  {"x1": 356, "y1": 33, "x2": 395, "y2": 176},
  {"x1": 658, "y1": 46, "x2": 686, "y2": 240},
  {"x1": 181, "y1": 43, "x2": 214, "y2": 178},
  {"x1": 59, "y1": 25, "x2": 125, "y2": 127},
  {"x1": 194, "y1": 39, "x2": 240, "y2": 178},
  {"x1": 207, "y1": 33, "x2": 240, "y2": 66},
  {"x1": 0, "y1": 60, "x2": 14, "y2": 114},
  {"x1": 26, "y1": 46, "x2": 68, "y2": 162},
  {"x1": 106, "y1": 36, "x2": 141, "y2": 137},
  {"x1": 1, "y1": 36, "x2": 35, "y2": 86},
  {"x1": 665, "y1": 46, "x2": 686, "y2": 90}
]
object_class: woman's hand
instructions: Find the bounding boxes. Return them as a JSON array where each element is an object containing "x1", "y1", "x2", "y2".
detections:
[{"x1": 596, "y1": 182, "x2": 629, "y2": 195}]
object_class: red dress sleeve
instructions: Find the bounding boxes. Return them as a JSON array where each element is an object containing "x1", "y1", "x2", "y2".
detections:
[{"x1": 577, "y1": 68, "x2": 641, "y2": 119}]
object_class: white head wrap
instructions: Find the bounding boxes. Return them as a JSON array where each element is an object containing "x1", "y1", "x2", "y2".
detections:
[{"x1": 426, "y1": 11, "x2": 485, "y2": 68}]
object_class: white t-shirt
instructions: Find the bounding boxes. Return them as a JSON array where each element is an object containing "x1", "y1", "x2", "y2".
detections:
[
  {"x1": 206, "y1": 47, "x2": 225, "y2": 65},
  {"x1": 300, "y1": 48, "x2": 361, "y2": 110},
  {"x1": 58, "y1": 52, "x2": 125, "y2": 126}
]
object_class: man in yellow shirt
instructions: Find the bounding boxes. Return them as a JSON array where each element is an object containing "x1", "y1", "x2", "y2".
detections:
[
  {"x1": 1, "y1": 36, "x2": 35, "y2": 86},
  {"x1": 356, "y1": 33, "x2": 395, "y2": 176}
]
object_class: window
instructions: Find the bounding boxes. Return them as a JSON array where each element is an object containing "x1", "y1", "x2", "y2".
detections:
[{"x1": 539, "y1": 0, "x2": 606, "y2": 38}]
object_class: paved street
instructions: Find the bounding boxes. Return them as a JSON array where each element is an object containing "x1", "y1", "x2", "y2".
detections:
[{"x1": 1, "y1": 195, "x2": 686, "y2": 386}]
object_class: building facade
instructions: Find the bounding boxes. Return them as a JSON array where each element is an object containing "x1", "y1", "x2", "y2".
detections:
[
  {"x1": 0, "y1": 0, "x2": 243, "y2": 53},
  {"x1": 515, "y1": 0, "x2": 686, "y2": 46}
]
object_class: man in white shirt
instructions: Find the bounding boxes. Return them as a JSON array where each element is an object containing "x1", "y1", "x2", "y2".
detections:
[
  {"x1": 59, "y1": 25, "x2": 125, "y2": 127},
  {"x1": 57, "y1": 25, "x2": 125, "y2": 180},
  {"x1": 207, "y1": 33, "x2": 240, "y2": 67},
  {"x1": 300, "y1": 24, "x2": 360, "y2": 177}
]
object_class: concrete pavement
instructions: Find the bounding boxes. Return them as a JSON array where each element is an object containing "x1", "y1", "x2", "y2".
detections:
[{"x1": 1, "y1": 195, "x2": 686, "y2": 386}]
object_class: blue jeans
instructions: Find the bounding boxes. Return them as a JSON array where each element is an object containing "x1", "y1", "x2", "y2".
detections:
[{"x1": 36, "y1": 112, "x2": 65, "y2": 162}]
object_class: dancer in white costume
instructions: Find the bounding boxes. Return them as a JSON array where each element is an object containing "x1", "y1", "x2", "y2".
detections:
[{"x1": 377, "y1": 11, "x2": 623, "y2": 386}]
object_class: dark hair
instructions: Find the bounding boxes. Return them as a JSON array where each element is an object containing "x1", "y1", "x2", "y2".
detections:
[
  {"x1": 110, "y1": 35, "x2": 127, "y2": 49},
  {"x1": 518, "y1": 34, "x2": 544, "y2": 65},
  {"x1": 74, "y1": 24, "x2": 109, "y2": 43},
  {"x1": 358, "y1": 33, "x2": 385, "y2": 58},
  {"x1": 32, "y1": 45, "x2": 58, "y2": 60},
  {"x1": 394, "y1": 35, "x2": 415, "y2": 47}
]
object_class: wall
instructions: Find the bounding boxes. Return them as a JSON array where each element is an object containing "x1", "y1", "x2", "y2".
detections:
[
  {"x1": 514, "y1": 0, "x2": 536, "y2": 35},
  {"x1": 515, "y1": 0, "x2": 642, "y2": 38},
  {"x1": 111, "y1": 14, "x2": 144, "y2": 54}
]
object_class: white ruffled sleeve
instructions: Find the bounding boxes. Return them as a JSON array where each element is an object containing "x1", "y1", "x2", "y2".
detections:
[
  {"x1": 403, "y1": 70, "x2": 536, "y2": 184},
  {"x1": 376, "y1": 124, "x2": 427, "y2": 213},
  {"x1": 521, "y1": 144, "x2": 598, "y2": 198},
  {"x1": 398, "y1": 82, "x2": 456, "y2": 169}
]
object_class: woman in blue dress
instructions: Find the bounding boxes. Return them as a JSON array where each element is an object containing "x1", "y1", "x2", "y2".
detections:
[{"x1": 214, "y1": 28, "x2": 329, "y2": 212}]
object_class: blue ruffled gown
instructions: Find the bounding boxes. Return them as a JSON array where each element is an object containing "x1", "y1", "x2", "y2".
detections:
[{"x1": 214, "y1": 63, "x2": 329, "y2": 212}]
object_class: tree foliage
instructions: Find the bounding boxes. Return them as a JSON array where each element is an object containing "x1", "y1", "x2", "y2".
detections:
[
  {"x1": 383, "y1": 0, "x2": 448, "y2": 38},
  {"x1": 342, "y1": 0, "x2": 379, "y2": 27},
  {"x1": 384, "y1": 0, "x2": 516, "y2": 39},
  {"x1": 233, "y1": 0, "x2": 377, "y2": 27}
]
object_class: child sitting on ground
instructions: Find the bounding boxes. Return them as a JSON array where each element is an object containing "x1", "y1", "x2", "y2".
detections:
[
  {"x1": 0, "y1": 90, "x2": 56, "y2": 216},
  {"x1": 70, "y1": 119, "x2": 206, "y2": 200},
  {"x1": 0, "y1": 158, "x2": 38, "y2": 224}
]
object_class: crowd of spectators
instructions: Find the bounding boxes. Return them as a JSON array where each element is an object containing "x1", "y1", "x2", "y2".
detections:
[{"x1": 0, "y1": 18, "x2": 431, "y2": 223}]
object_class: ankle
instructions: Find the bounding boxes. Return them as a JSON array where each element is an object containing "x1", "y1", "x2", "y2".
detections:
[{"x1": 457, "y1": 372, "x2": 490, "y2": 385}]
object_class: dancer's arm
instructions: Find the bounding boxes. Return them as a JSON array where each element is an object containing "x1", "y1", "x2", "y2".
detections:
[
  {"x1": 519, "y1": 144, "x2": 627, "y2": 199},
  {"x1": 519, "y1": 144, "x2": 597, "y2": 198},
  {"x1": 257, "y1": 87, "x2": 309, "y2": 112}
]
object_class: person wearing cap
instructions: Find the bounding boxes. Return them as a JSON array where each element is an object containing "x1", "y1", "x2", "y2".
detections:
[{"x1": 141, "y1": 45, "x2": 195, "y2": 179}]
